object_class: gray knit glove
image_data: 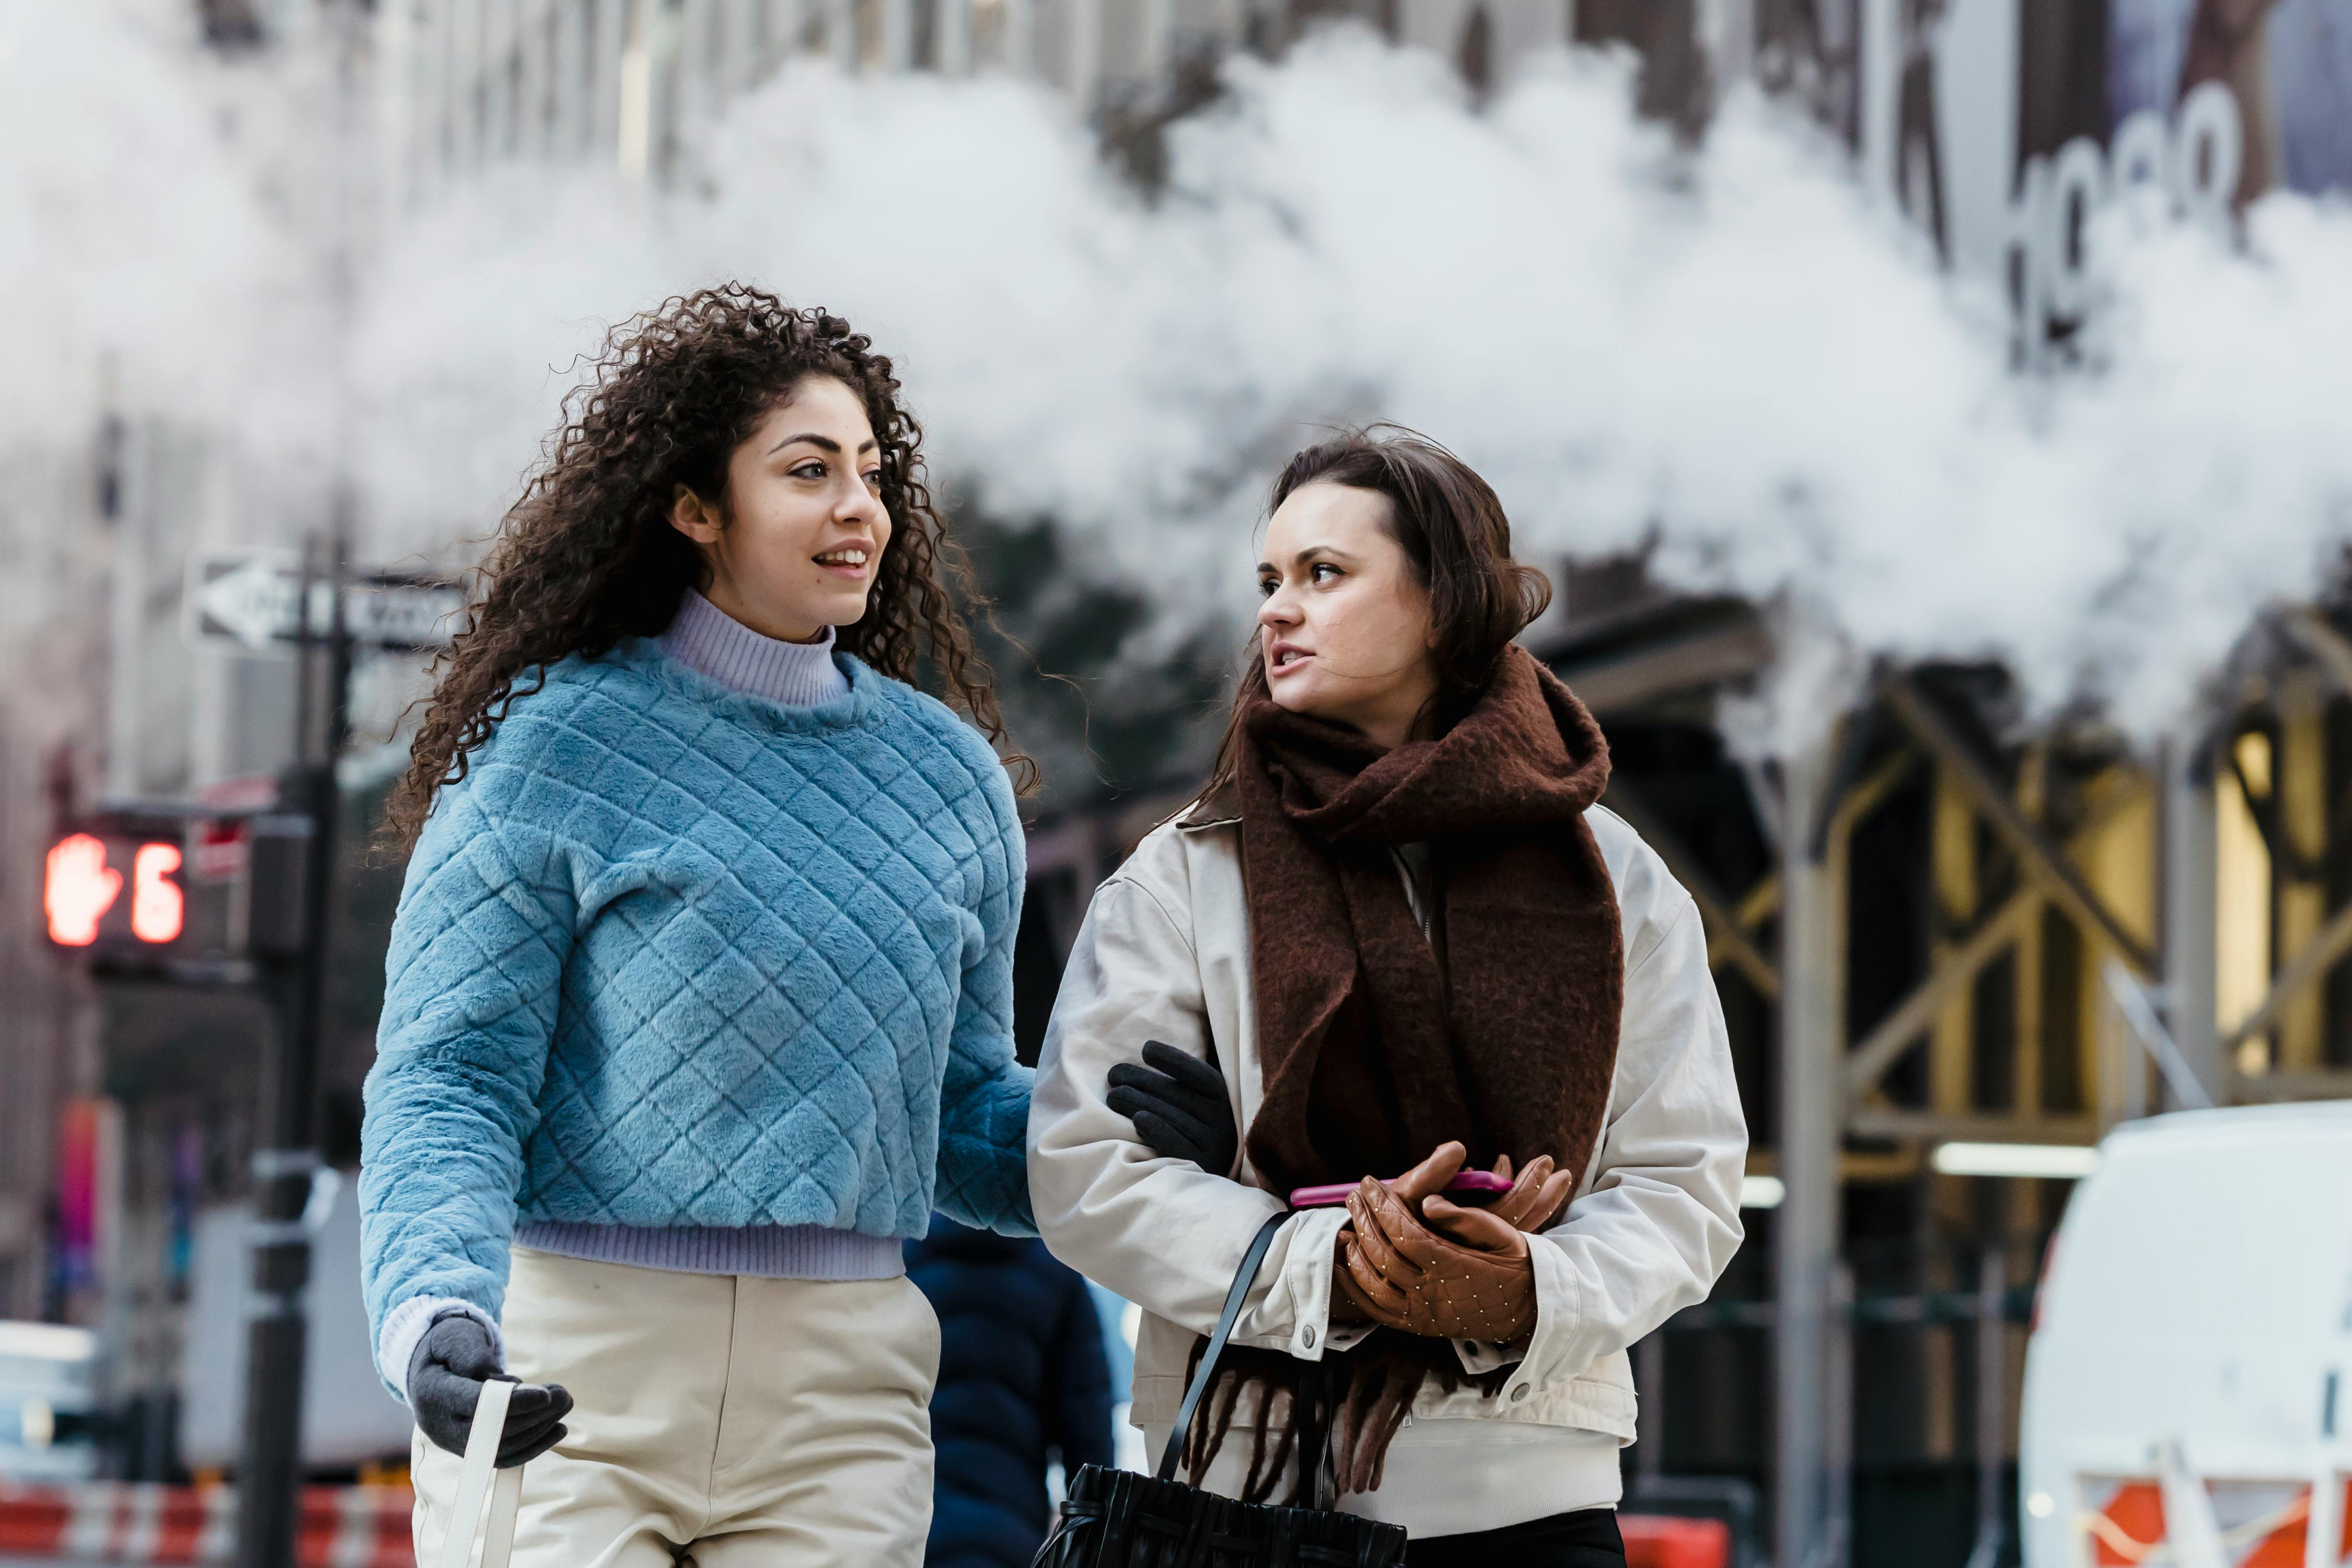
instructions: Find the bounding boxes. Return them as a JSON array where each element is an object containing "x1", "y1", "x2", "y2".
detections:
[{"x1": 406, "y1": 1311, "x2": 572, "y2": 1468}]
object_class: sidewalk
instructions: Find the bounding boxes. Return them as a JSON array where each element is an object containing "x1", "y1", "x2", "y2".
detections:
[{"x1": 4, "y1": 1480, "x2": 1727, "y2": 1567}]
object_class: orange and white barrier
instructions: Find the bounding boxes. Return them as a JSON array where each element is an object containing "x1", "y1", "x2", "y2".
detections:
[
  {"x1": 1620, "y1": 1513, "x2": 1733, "y2": 1568},
  {"x1": 0, "y1": 1482, "x2": 411, "y2": 1566},
  {"x1": 0, "y1": 1484, "x2": 1736, "y2": 1568},
  {"x1": 2078, "y1": 1473, "x2": 2352, "y2": 1568}
]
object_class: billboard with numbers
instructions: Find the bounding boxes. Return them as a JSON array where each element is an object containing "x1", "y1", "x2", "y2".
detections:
[{"x1": 2111, "y1": 0, "x2": 2352, "y2": 201}]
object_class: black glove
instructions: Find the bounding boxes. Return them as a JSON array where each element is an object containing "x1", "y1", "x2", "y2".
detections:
[
  {"x1": 407, "y1": 1311, "x2": 572, "y2": 1468},
  {"x1": 1107, "y1": 1041, "x2": 1239, "y2": 1177}
]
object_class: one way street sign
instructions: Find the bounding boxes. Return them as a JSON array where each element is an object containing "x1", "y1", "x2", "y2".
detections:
[{"x1": 186, "y1": 550, "x2": 465, "y2": 654}]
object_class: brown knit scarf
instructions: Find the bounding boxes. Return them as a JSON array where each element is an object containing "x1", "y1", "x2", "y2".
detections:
[{"x1": 1186, "y1": 645, "x2": 1624, "y2": 1502}]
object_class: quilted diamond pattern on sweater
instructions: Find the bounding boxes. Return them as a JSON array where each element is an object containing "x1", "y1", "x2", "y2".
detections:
[{"x1": 358, "y1": 642, "x2": 1033, "y2": 1352}]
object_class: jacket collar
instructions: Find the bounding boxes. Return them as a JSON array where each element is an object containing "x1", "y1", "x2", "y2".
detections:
[{"x1": 1176, "y1": 781, "x2": 1239, "y2": 832}]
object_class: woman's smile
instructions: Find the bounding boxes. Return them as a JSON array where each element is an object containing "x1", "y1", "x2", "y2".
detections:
[{"x1": 814, "y1": 542, "x2": 873, "y2": 580}]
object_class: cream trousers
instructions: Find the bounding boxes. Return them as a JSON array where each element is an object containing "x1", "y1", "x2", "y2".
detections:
[{"x1": 411, "y1": 1246, "x2": 941, "y2": 1568}]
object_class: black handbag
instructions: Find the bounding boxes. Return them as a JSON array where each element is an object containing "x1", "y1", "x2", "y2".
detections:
[{"x1": 1032, "y1": 1213, "x2": 1409, "y2": 1568}]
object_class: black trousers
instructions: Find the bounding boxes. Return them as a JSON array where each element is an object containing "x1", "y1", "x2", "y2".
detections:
[{"x1": 1406, "y1": 1508, "x2": 1627, "y2": 1567}]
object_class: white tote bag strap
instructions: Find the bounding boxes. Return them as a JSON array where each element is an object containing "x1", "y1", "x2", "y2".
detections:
[
  {"x1": 481, "y1": 1464, "x2": 523, "y2": 1566},
  {"x1": 437, "y1": 1377, "x2": 525, "y2": 1568}
]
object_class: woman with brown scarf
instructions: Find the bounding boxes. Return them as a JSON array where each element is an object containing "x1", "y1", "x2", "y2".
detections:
[{"x1": 1026, "y1": 429, "x2": 1747, "y2": 1565}]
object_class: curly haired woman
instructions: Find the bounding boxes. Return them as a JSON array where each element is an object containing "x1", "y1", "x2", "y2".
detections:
[{"x1": 359, "y1": 285, "x2": 1037, "y2": 1567}]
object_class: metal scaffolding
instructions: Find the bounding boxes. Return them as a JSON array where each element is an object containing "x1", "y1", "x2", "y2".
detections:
[{"x1": 1541, "y1": 577, "x2": 2352, "y2": 1563}]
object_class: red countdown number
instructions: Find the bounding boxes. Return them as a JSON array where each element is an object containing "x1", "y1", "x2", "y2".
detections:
[{"x1": 131, "y1": 843, "x2": 184, "y2": 944}]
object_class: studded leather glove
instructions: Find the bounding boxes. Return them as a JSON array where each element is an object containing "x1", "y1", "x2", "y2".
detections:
[
  {"x1": 1335, "y1": 1149, "x2": 1577, "y2": 1345},
  {"x1": 1340, "y1": 1178, "x2": 1537, "y2": 1342},
  {"x1": 407, "y1": 1311, "x2": 572, "y2": 1468}
]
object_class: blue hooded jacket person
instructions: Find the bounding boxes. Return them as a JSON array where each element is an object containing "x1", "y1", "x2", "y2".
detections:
[{"x1": 907, "y1": 1216, "x2": 1116, "y2": 1568}]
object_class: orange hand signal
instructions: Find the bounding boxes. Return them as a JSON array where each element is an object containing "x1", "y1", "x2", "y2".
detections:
[{"x1": 45, "y1": 834, "x2": 123, "y2": 947}]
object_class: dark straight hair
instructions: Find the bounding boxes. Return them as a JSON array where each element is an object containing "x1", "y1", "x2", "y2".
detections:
[{"x1": 1199, "y1": 425, "x2": 1554, "y2": 802}]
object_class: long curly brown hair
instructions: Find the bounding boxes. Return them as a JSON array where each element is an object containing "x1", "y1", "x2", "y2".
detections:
[{"x1": 386, "y1": 284, "x2": 1029, "y2": 849}]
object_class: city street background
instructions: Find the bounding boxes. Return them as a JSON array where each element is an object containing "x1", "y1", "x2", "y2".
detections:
[{"x1": 4, "y1": 1, "x2": 2350, "y2": 1565}]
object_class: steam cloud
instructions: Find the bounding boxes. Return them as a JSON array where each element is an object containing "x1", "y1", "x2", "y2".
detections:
[
  {"x1": 13, "y1": 5, "x2": 2352, "y2": 741},
  {"x1": 0, "y1": 0, "x2": 321, "y2": 448}
]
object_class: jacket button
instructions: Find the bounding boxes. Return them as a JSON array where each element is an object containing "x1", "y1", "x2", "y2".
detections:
[
  {"x1": 1511, "y1": 1385, "x2": 1530, "y2": 1403},
  {"x1": 1302, "y1": 1326, "x2": 1316, "y2": 1349}
]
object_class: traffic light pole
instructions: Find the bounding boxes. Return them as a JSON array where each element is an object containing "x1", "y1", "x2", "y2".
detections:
[
  {"x1": 237, "y1": 6, "x2": 373, "y2": 1552},
  {"x1": 235, "y1": 543, "x2": 352, "y2": 1568}
]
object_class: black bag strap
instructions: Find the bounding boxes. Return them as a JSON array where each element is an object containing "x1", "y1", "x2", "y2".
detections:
[
  {"x1": 1299, "y1": 1358, "x2": 1340, "y2": 1512},
  {"x1": 1156, "y1": 1210, "x2": 1290, "y2": 1482}
]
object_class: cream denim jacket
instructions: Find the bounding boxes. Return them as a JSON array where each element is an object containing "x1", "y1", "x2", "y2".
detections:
[{"x1": 1026, "y1": 803, "x2": 1748, "y2": 1442}]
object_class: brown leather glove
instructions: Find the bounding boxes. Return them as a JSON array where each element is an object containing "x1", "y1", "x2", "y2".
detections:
[
  {"x1": 1341, "y1": 1179, "x2": 1536, "y2": 1342},
  {"x1": 1446, "y1": 1152, "x2": 1576, "y2": 1240},
  {"x1": 1418, "y1": 1153, "x2": 1577, "y2": 1266},
  {"x1": 1335, "y1": 1147, "x2": 1577, "y2": 1345},
  {"x1": 1329, "y1": 1141, "x2": 1464, "y2": 1326}
]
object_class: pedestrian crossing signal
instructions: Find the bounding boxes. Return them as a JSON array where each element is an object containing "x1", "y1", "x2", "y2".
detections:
[
  {"x1": 44, "y1": 829, "x2": 188, "y2": 953},
  {"x1": 43, "y1": 833, "x2": 121, "y2": 946}
]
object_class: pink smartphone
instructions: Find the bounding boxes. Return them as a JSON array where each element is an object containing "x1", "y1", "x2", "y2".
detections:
[{"x1": 1288, "y1": 1169, "x2": 1513, "y2": 1210}]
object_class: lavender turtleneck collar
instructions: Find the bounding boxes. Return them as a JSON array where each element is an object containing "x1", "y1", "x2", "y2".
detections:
[{"x1": 655, "y1": 589, "x2": 850, "y2": 708}]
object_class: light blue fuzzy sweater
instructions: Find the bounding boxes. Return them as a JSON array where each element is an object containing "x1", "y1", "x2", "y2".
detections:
[{"x1": 357, "y1": 637, "x2": 1033, "y2": 1385}]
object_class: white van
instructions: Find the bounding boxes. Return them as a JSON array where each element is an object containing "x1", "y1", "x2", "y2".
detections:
[
  {"x1": 2020, "y1": 1102, "x2": 2352, "y2": 1568},
  {"x1": 179, "y1": 1175, "x2": 413, "y2": 1470}
]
